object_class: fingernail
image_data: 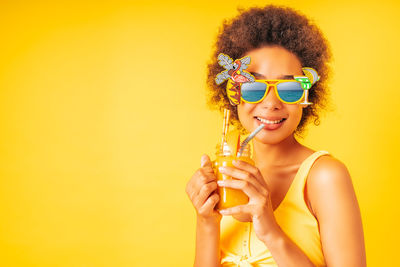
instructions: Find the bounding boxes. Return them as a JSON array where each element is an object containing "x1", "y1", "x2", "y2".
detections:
[
  {"x1": 218, "y1": 166, "x2": 225, "y2": 172},
  {"x1": 217, "y1": 180, "x2": 225, "y2": 186},
  {"x1": 219, "y1": 209, "x2": 228, "y2": 215}
]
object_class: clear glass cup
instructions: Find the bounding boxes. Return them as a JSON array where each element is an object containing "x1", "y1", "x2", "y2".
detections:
[{"x1": 213, "y1": 142, "x2": 254, "y2": 210}]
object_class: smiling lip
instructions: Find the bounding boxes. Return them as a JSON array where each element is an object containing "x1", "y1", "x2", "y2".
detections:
[{"x1": 254, "y1": 116, "x2": 287, "y2": 130}]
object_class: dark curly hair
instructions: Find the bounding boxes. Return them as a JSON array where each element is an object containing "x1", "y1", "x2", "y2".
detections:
[{"x1": 206, "y1": 5, "x2": 332, "y2": 136}]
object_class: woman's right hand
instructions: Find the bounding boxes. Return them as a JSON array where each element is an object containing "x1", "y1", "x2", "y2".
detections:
[{"x1": 186, "y1": 154, "x2": 221, "y2": 224}]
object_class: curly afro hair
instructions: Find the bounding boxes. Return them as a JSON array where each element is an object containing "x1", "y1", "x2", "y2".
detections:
[{"x1": 206, "y1": 5, "x2": 332, "y2": 136}]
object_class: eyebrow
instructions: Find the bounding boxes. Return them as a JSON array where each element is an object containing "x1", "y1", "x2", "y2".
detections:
[{"x1": 250, "y1": 72, "x2": 295, "y2": 80}]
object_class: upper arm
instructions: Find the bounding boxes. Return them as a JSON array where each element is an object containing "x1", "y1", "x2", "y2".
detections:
[{"x1": 307, "y1": 156, "x2": 366, "y2": 267}]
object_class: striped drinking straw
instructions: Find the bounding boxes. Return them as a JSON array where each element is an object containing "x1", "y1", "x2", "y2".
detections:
[{"x1": 220, "y1": 108, "x2": 230, "y2": 153}]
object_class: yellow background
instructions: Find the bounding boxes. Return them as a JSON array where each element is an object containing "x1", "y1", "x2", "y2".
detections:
[{"x1": 1, "y1": 0, "x2": 399, "y2": 266}]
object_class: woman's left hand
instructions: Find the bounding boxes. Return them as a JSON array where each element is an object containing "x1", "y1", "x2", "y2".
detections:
[{"x1": 217, "y1": 159, "x2": 280, "y2": 242}]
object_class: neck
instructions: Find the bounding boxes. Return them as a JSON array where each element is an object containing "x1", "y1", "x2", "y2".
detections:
[{"x1": 253, "y1": 134, "x2": 302, "y2": 168}]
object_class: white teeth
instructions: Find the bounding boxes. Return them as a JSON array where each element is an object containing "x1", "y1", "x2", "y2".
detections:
[{"x1": 256, "y1": 117, "x2": 284, "y2": 124}]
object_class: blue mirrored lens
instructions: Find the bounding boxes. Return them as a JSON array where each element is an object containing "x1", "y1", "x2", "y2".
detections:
[
  {"x1": 276, "y1": 82, "x2": 304, "y2": 102},
  {"x1": 241, "y1": 82, "x2": 267, "y2": 102}
]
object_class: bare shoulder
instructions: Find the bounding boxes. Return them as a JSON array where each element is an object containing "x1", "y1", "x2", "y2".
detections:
[
  {"x1": 310, "y1": 154, "x2": 350, "y2": 180},
  {"x1": 308, "y1": 154, "x2": 352, "y2": 189},
  {"x1": 306, "y1": 154, "x2": 356, "y2": 217},
  {"x1": 306, "y1": 156, "x2": 366, "y2": 266},
  {"x1": 305, "y1": 154, "x2": 366, "y2": 266}
]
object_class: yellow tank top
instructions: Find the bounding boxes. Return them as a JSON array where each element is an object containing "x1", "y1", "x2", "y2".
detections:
[{"x1": 220, "y1": 150, "x2": 329, "y2": 267}]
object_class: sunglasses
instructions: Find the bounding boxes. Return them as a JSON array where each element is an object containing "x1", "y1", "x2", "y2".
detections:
[{"x1": 227, "y1": 78, "x2": 309, "y2": 105}]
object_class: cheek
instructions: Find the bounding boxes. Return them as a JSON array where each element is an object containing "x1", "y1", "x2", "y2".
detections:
[
  {"x1": 237, "y1": 103, "x2": 255, "y2": 127},
  {"x1": 292, "y1": 106, "x2": 303, "y2": 124}
]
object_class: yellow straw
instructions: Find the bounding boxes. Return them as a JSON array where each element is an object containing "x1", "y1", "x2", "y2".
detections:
[{"x1": 220, "y1": 108, "x2": 230, "y2": 152}]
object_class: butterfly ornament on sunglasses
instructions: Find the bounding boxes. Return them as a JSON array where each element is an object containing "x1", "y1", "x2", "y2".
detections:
[{"x1": 215, "y1": 53, "x2": 320, "y2": 106}]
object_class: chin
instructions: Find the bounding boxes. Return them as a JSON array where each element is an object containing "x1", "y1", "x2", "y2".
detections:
[{"x1": 253, "y1": 131, "x2": 292, "y2": 145}]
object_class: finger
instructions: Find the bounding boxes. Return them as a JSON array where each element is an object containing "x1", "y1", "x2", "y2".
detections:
[
  {"x1": 185, "y1": 181, "x2": 197, "y2": 201},
  {"x1": 218, "y1": 166, "x2": 266, "y2": 194},
  {"x1": 193, "y1": 181, "x2": 218, "y2": 208},
  {"x1": 199, "y1": 193, "x2": 220, "y2": 214},
  {"x1": 195, "y1": 168, "x2": 217, "y2": 190},
  {"x1": 201, "y1": 154, "x2": 212, "y2": 168},
  {"x1": 187, "y1": 168, "x2": 216, "y2": 202},
  {"x1": 200, "y1": 154, "x2": 215, "y2": 174},
  {"x1": 217, "y1": 179, "x2": 262, "y2": 199},
  {"x1": 202, "y1": 165, "x2": 215, "y2": 174},
  {"x1": 219, "y1": 204, "x2": 249, "y2": 216},
  {"x1": 232, "y1": 160, "x2": 266, "y2": 186}
]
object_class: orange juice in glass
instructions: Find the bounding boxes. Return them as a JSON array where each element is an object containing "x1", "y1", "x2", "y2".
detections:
[{"x1": 214, "y1": 141, "x2": 253, "y2": 210}]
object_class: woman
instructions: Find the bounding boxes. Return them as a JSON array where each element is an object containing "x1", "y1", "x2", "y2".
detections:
[{"x1": 185, "y1": 5, "x2": 366, "y2": 267}]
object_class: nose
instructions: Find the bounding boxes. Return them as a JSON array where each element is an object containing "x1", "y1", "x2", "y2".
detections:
[{"x1": 260, "y1": 85, "x2": 283, "y2": 110}]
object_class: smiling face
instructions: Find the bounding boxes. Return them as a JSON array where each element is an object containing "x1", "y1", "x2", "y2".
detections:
[{"x1": 237, "y1": 46, "x2": 305, "y2": 144}]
